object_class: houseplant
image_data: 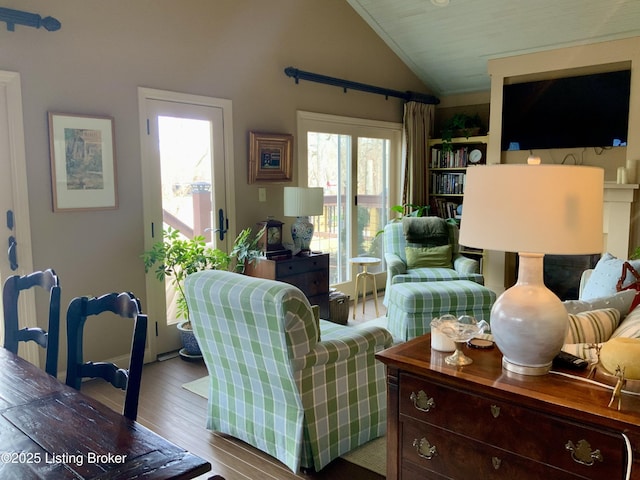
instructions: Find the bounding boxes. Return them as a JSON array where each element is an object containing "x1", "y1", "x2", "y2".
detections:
[
  {"x1": 440, "y1": 113, "x2": 484, "y2": 151},
  {"x1": 390, "y1": 203, "x2": 430, "y2": 219},
  {"x1": 142, "y1": 226, "x2": 263, "y2": 356}
]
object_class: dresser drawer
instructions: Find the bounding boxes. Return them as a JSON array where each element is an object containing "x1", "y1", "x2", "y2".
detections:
[
  {"x1": 280, "y1": 271, "x2": 328, "y2": 296},
  {"x1": 248, "y1": 254, "x2": 330, "y2": 318},
  {"x1": 400, "y1": 373, "x2": 627, "y2": 477},
  {"x1": 401, "y1": 419, "x2": 584, "y2": 480},
  {"x1": 275, "y1": 254, "x2": 328, "y2": 277}
]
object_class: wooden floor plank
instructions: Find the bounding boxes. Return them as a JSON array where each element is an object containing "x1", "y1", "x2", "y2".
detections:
[{"x1": 82, "y1": 297, "x2": 386, "y2": 480}]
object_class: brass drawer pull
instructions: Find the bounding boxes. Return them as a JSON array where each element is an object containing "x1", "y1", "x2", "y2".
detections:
[
  {"x1": 413, "y1": 437, "x2": 437, "y2": 460},
  {"x1": 410, "y1": 390, "x2": 435, "y2": 412},
  {"x1": 491, "y1": 456, "x2": 502, "y2": 470},
  {"x1": 565, "y1": 439, "x2": 603, "y2": 466},
  {"x1": 490, "y1": 404, "x2": 500, "y2": 418}
]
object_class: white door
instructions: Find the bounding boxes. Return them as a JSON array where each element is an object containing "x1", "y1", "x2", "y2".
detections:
[
  {"x1": 0, "y1": 71, "x2": 38, "y2": 363},
  {"x1": 139, "y1": 88, "x2": 235, "y2": 356}
]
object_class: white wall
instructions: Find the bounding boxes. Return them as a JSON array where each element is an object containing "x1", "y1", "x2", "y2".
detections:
[{"x1": 0, "y1": 0, "x2": 429, "y2": 368}]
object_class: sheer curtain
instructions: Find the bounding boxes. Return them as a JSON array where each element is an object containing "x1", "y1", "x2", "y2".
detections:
[{"x1": 402, "y1": 101, "x2": 435, "y2": 209}]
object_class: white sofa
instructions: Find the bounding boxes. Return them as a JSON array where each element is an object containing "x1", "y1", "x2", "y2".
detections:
[{"x1": 561, "y1": 253, "x2": 640, "y2": 362}]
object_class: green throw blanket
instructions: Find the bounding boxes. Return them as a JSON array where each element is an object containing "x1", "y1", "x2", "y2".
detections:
[{"x1": 402, "y1": 216, "x2": 449, "y2": 246}]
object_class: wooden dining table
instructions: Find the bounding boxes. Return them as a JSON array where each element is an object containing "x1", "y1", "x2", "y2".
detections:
[{"x1": 0, "y1": 347, "x2": 212, "y2": 479}]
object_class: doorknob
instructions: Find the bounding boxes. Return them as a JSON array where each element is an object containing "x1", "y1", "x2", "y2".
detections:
[
  {"x1": 217, "y1": 208, "x2": 228, "y2": 241},
  {"x1": 8, "y1": 235, "x2": 17, "y2": 270},
  {"x1": 7, "y1": 210, "x2": 17, "y2": 270}
]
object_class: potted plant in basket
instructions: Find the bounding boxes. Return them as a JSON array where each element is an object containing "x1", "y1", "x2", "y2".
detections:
[
  {"x1": 142, "y1": 226, "x2": 263, "y2": 357},
  {"x1": 441, "y1": 113, "x2": 485, "y2": 151}
]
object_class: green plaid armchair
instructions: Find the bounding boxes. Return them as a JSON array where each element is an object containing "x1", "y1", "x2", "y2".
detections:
[
  {"x1": 184, "y1": 270, "x2": 392, "y2": 473},
  {"x1": 383, "y1": 219, "x2": 484, "y2": 305}
]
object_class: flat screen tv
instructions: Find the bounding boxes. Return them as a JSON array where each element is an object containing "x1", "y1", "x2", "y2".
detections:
[{"x1": 501, "y1": 70, "x2": 631, "y2": 151}]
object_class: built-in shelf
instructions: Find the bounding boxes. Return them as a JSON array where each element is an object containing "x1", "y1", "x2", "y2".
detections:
[{"x1": 428, "y1": 135, "x2": 488, "y2": 219}]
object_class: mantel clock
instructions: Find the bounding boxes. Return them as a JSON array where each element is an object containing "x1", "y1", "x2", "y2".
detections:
[{"x1": 256, "y1": 218, "x2": 291, "y2": 259}]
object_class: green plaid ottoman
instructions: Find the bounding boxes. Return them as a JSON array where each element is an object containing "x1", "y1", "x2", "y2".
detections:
[{"x1": 386, "y1": 280, "x2": 496, "y2": 341}]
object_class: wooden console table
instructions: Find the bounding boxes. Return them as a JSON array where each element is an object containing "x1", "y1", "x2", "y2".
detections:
[
  {"x1": 376, "y1": 335, "x2": 640, "y2": 479},
  {"x1": 245, "y1": 253, "x2": 330, "y2": 318}
]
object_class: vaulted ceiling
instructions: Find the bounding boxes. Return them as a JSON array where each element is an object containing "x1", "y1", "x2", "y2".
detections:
[{"x1": 347, "y1": 0, "x2": 640, "y2": 97}]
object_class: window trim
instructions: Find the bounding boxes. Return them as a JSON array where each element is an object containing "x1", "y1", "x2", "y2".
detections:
[{"x1": 296, "y1": 111, "x2": 402, "y2": 195}]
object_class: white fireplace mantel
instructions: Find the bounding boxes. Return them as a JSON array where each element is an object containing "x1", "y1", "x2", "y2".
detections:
[{"x1": 603, "y1": 181, "x2": 638, "y2": 259}]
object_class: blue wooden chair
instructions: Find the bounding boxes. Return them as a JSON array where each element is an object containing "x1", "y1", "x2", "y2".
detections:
[
  {"x1": 65, "y1": 292, "x2": 147, "y2": 421},
  {"x1": 2, "y1": 269, "x2": 61, "y2": 377}
]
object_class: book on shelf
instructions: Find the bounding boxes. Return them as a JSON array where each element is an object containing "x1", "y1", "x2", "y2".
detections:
[
  {"x1": 430, "y1": 172, "x2": 466, "y2": 195},
  {"x1": 429, "y1": 197, "x2": 461, "y2": 219},
  {"x1": 430, "y1": 146, "x2": 471, "y2": 169}
]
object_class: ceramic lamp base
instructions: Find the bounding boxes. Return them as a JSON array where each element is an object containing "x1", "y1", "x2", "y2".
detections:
[
  {"x1": 291, "y1": 216, "x2": 314, "y2": 252},
  {"x1": 491, "y1": 253, "x2": 568, "y2": 376}
]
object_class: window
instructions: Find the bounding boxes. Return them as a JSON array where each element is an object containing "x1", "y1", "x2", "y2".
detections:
[{"x1": 297, "y1": 111, "x2": 402, "y2": 292}]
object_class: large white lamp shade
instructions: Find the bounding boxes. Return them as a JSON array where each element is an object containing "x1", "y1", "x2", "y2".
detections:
[{"x1": 459, "y1": 163, "x2": 603, "y2": 375}]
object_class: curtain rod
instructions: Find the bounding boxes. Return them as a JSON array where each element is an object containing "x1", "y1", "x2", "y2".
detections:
[
  {"x1": 0, "y1": 7, "x2": 61, "y2": 31},
  {"x1": 284, "y1": 67, "x2": 439, "y2": 105}
]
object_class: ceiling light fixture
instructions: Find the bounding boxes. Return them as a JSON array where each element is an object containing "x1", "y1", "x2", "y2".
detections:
[{"x1": 430, "y1": 0, "x2": 450, "y2": 6}]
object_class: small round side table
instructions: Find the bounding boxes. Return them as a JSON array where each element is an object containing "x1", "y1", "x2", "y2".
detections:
[{"x1": 350, "y1": 256, "x2": 381, "y2": 319}]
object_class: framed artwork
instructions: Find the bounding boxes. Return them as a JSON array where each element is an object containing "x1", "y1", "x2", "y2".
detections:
[
  {"x1": 248, "y1": 131, "x2": 293, "y2": 183},
  {"x1": 48, "y1": 112, "x2": 118, "y2": 211}
]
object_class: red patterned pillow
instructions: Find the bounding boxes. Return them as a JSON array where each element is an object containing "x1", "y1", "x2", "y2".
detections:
[{"x1": 616, "y1": 261, "x2": 640, "y2": 312}]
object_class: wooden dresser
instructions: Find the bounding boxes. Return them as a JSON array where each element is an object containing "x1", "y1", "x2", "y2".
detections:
[
  {"x1": 376, "y1": 335, "x2": 640, "y2": 479},
  {"x1": 245, "y1": 253, "x2": 330, "y2": 318}
]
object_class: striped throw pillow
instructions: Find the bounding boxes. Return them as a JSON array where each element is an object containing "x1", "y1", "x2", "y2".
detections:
[
  {"x1": 611, "y1": 304, "x2": 640, "y2": 339},
  {"x1": 565, "y1": 308, "x2": 620, "y2": 344}
]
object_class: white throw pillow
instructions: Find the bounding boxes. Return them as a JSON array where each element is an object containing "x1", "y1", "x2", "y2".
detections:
[
  {"x1": 611, "y1": 304, "x2": 640, "y2": 339},
  {"x1": 563, "y1": 289, "x2": 637, "y2": 319},
  {"x1": 581, "y1": 253, "x2": 640, "y2": 300}
]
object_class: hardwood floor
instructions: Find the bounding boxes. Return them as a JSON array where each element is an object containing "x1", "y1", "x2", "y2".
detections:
[{"x1": 82, "y1": 296, "x2": 387, "y2": 480}]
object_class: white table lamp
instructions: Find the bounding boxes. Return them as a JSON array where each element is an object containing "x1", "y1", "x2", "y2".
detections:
[
  {"x1": 283, "y1": 187, "x2": 324, "y2": 254},
  {"x1": 459, "y1": 161, "x2": 603, "y2": 375}
]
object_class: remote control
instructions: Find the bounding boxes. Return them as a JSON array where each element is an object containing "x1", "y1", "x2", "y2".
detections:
[{"x1": 553, "y1": 351, "x2": 589, "y2": 370}]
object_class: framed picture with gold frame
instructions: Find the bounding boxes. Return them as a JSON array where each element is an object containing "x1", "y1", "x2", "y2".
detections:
[
  {"x1": 48, "y1": 112, "x2": 118, "y2": 211},
  {"x1": 248, "y1": 131, "x2": 293, "y2": 184}
]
